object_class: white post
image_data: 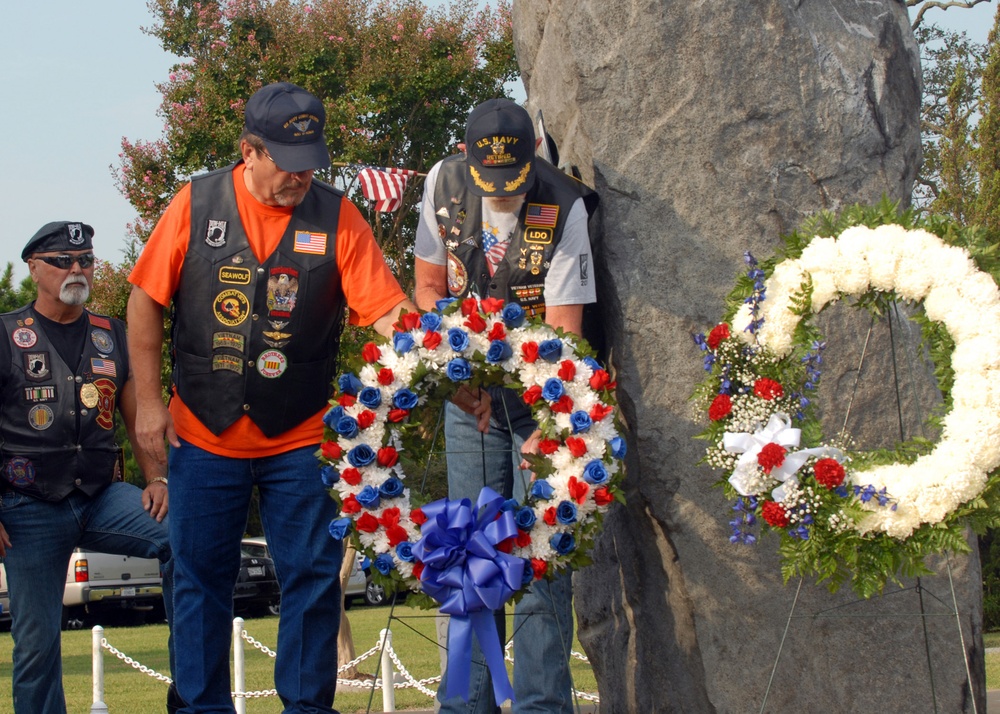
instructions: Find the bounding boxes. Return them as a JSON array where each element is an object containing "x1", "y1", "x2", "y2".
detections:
[
  {"x1": 90, "y1": 625, "x2": 109, "y2": 714},
  {"x1": 379, "y1": 628, "x2": 395, "y2": 712},
  {"x1": 233, "y1": 617, "x2": 246, "y2": 714}
]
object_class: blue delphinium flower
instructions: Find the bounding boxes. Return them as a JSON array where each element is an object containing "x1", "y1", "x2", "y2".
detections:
[{"x1": 729, "y1": 496, "x2": 758, "y2": 545}]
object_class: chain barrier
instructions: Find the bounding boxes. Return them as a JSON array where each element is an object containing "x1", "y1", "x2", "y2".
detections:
[{"x1": 100, "y1": 638, "x2": 173, "y2": 684}]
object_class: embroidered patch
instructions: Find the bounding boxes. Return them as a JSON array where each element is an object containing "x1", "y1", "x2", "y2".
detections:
[
  {"x1": 213, "y1": 354, "x2": 244, "y2": 374},
  {"x1": 12, "y1": 327, "x2": 37, "y2": 349},
  {"x1": 293, "y1": 231, "x2": 327, "y2": 255},
  {"x1": 267, "y1": 268, "x2": 299, "y2": 319},
  {"x1": 205, "y1": 220, "x2": 228, "y2": 248},
  {"x1": 91, "y1": 358, "x2": 117, "y2": 378},
  {"x1": 4, "y1": 456, "x2": 35, "y2": 487},
  {"x1": 29, "y1": 404, "x2": 54, "y2": 430},
  {"x1": 213, "y1": 290, "x2": 251, "y2": 327},
  {"x1": 23, "y1": 352, "x2": 50, "y2": 381},
  {"x1": 256, "y1": 349, "x2": 288, "y2": 378},
  {"x1": 88, "y1": 314, "x2": 112, "y2": 330},
  {"x1": 523, "y1": 227, "x2": 553, "y2": 245},
  {"x1": 446, "y1": 252, "x2": 468, "y2": 296},
  {"x1": 67, "y1": 223, "x2": 86, "y2": 246},
  {"x1": 212, "y1": 332, "x2": 246, "y2": 352},
  {"x1": 90, "y1": 329, "x2": 114, "y2": 354},
  {"x1": 525, "y1": 203, "x2": 559, "y2": 228},
  {"x1": 93, "y1": 378, "x2": 117, "y2": 430},
  {"x1": 219, "y1": 266, "x2": 251, "y2": 285},
  {"x1": 23, "y1": 385, "x2": 56, "y2": 403}
]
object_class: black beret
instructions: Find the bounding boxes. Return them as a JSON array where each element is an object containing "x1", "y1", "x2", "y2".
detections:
[{"x1": 22, "y1": 221, "x2": 94, "y2": 261}]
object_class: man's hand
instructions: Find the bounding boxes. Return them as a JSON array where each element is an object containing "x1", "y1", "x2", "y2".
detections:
[
  {"x1": 0, "y1": 520, "x2": 10, "y2": 557},
  {"x1": 452, "y1": 385, "x2": 492, "y2": 433},
  {"x1": 519, "y1": 428, "x2": 543, "y2": 474},
  {"x1": 134, "y1": 400, "x2": 180, "y2": 467},
  {"x1": 142, "y1": 478, "x2": 169, "y2": 522}
]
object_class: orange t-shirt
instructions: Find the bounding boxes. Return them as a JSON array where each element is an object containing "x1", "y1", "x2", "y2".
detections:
[{"x1": 129, "y1": 164, "x2": 407, "y2": 458}]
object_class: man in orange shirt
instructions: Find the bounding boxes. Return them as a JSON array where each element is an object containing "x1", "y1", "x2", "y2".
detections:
[{"x1": 127, "y1": 82, "x2": 453, "y2": 713}]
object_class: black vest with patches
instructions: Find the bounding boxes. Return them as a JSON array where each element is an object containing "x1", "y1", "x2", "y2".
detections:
[
  {"x1": 172, "y1": 164, "x2": 346, "y2": 437},
  {"x1": 432, "y1": 155, "x2": 595, "y2": 320},
  {"x1": 0, "y1": 307, "x2": 126, "y2": 501}
]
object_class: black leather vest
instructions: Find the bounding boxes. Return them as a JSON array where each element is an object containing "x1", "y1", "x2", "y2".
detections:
[
  {"x1": 171, "y1": 164, "x2": 347, "y2": 437},
  {"x1": 432, "y1": 155, "x2": 595, "y2": 319},
  {"x1": 0, "y1": 307, "x2": 126, "y2": 501}
]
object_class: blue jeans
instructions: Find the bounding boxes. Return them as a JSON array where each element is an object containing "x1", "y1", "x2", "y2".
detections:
[
  {"x1": 169, "y1": 440, "x2": 342, "y2": 714},
  {"x1": 437, "y1": 399, "x2": 576, "y2": 714},
  {"x1": 0, "y1": 482, "x2": 173, "y2": 714}
]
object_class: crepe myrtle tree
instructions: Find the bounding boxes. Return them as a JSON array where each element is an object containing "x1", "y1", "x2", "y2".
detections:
[{"x1": 114, "y1": 0, "x2": 518, "y2": 294}]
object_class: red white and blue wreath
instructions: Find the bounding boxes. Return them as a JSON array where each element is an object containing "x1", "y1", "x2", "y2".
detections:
[
  {"x1": 692, "y1": 207, "x2": 1000, "y2": 597},
  {"x1": 317, "y1": 296, "x2": 623, "y2": 701}
]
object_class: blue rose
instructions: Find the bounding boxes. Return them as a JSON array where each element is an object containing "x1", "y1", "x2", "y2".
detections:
[
  {"x1": 356, "y1": 485, "x2": 381, "y2": 510},
  {"x1": 446, "y1": 358, "x2": 472, "y2": 382},
  {"x1": 393, "y1": 332, "x2": 415, "y2": 354},
  {"x1": 541, "y1": 377, "x2": 565, "y2": 402},
  {"x1": 556, "y1": 501, "x2": 578, "y2": 525},
  {"x1": 486, "y1": 340, "x2": 513, "y2": 364},
  {"x1": 338, "y1": 373, "x2": 363, "y2": 396},
  {"x1": 320, "y1": 465, "x2": 339, "y2": 487},
  {"x1": 538, "y1": 339, "x2": 563, "y2": 363},
  {"x1": 358, "y1": 386, "x2": 382, "y2": 409},
  {"x1": 550, "y1": 532, "x2": 576, "y2": 555},
  {"x1": 393, "y1": 388, "x2": 419, "y2": 410},
  {"x1": 530, "y1": 480, "x2": 555, "y2": 500},
  {"x1": 334, "y1": 416, "x2": 359, "y2": 439},
  {"x1": 609, "y1": 436, "x2": 627, "y2": 460},
  {"x1": 435, "y1": 297, "x2": 457, "y2": 311},
  {"x1": 570, "y1": 411, "x2": 593, "y2": 434},
  {"x1": 501, "y1": 498, "x2": 519, "y2": 512},
  {"x1": 420, "y1": 312, "x2": 442, "y2": 332},
  {"x1": 347, "y1": 444, "x2": 376, "y2": 468},
  {"x1": 514, "y1": 507, "x2": 536, "y2": 531},
  {"x1": 447, "y1": 327, "x2": 470, "y2": 352},
  {"x1": 361, "y1": 556, "x2": 371, "y2": 570},
  {"x1": 373, "y1": 553, "x2": 396, "y2": 575},
  {"x1": 502, "y1": 303, "x2": 526, "y2": 328},
  {"x1": 379, "y1": 477, "x2": 405, "y2": 499},
  {"x1": 322, "y1": 405, "x2": 344, "y2": 429},
  {"x1": 582, "y1": 460, "x2": 609, "y2": 485},
  {"x1": 582, "y1": 356, "x2": 601, "y2": 371},
  {"x1": 396, "y1": 542, "x2": 415, "y2": 563},
  {"x1": 328, "y1": 518, "x2": 352, "y2": 541},
  {"x1": 520, "y1": 560, "x2": 535, "y2": 586}
]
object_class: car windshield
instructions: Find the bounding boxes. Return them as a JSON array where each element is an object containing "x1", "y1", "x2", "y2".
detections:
[{"x1": 241, "y1": 544, "x2": 268, "y2": 558}]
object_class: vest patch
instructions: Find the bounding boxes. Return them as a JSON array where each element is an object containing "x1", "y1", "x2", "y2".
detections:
[
  {"x1": 29, "y1": 404, "x2": 54, "y2": 430},
  {"x1": 213, "y1": 354, "x2": 244, "y2": 374},
  {"x1": 267, "y1": 268, "x2": 299, "y2": 319},
  {"x1": 88, "y1": 315, "x2": 112, "y2": 330},
  {"x1": 4, "y1": 457, "x2": 35, "y2": 487},
  {"x1": 23, "y1": 385, "x2": 56, "y2": 403},
  {"x1": 23, "y1": 351, "x2": 50, "y2": 381},
  {"x1": 523, "y1": 227, "x2": 553, "y2": 245},
  {"x1": 214, "y1": 289, "x2": 251, "y2": 327},
  {"x1": 219, "y1": 266, "x2": 251, "y2": 285},
  {"x1": 12, "y1": 327, "x2": 37, "y2": 349},
  {"x1": 90, "y1": 329, "x2": 114, "y2": 354},
  {"x1": 94, "y1": 378, "x2": 117, "y2": 430},
  {"x1": 91, "y1": 358, "x2": 117, "y2": 378},
  {"x1": 213, "y1": 331, "x2": 245, "y2": 352},
  {"x1": 525, "y1": 203, "x2": 559, "y2": 228},
  {"x1": 447, "y1": 252, "x2": 468, "y2": 296},
  {"x1": 206, "y1": 220, "x2": 228, "y2": 247},
  {"x1": 256, "y1": 349, "x2": 288, "y2": 379},
  {"x1": 293, "y1": 231, "x2": 327, "y2": 255}
]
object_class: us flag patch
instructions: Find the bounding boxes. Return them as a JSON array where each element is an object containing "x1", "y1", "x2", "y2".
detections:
[
  {"x1": 91, "y1": 358, "x2": 117, "y2": 377},
  {"x1": 525, "y1": 203, "x2": 558, "y2": 228},
  {"x1": 294, "y1": 231, "x2": 327, "y2": 255}
]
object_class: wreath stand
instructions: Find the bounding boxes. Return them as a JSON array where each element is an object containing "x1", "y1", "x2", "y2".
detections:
[{"x1": 759, "y1": 308, "x2": 982, "y2": 714}]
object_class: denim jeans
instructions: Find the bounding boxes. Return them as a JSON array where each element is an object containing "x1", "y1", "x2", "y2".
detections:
[
  {"x1": 0, "y1": 482, "x2": 173, "y2": 714},
  {"x1": 437, "y1": 399, "x2": 576, "y2": 714},
  {"x1": 168, "y1": 440, "x2": 342, "y2": 714}
]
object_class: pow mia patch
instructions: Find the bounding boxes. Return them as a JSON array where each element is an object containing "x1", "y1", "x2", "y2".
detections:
[
  {"x1": 446, "y1": 252, "x2": 468, "y2": 296},
  {"x1": 67, "y1": 223, "x2": 86, "y2": 245},
  {"x1": 214, "y1": 290, "x2": 251, "y2": 327},
  {"x1": 90, "y1": 329, "x2": 115, "y2": 354},
  {"x1": 12, "y1": 327, "x2": 37, "y2": 349},
  {"x1": 219, "y1": 266, "x2": 251, "y2": 285},
  {"x1": 24, "y1": 352, "x2": 50, "y2": 381},
  {"x1": 205, "y1": 220, "x2": 228, "y2": 248}
]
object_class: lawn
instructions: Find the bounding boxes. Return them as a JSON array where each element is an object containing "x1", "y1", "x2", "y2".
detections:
[{"x1": 0, "y1": 602, "x2": 598, "y2": 713}]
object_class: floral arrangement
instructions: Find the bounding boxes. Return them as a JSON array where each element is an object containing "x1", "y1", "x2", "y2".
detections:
[
  {"x1": 692, "y1": 201, "x2": 1000, "y2": 597},
  {"x1": 318, "y1": 296, "x2": 624, "y2": 600}
]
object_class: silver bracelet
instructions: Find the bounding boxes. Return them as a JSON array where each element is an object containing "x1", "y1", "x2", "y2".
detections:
[{"x1": 148, "y1": 476, "x2": 169, "y2": 487}]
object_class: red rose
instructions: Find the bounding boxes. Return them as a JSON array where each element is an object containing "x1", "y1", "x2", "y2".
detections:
[
  {"x1": 757, "y1": 443, "x2": 787, "y2": 474},
  {"x1": 341, "y1": 467, "x2": 362, "y2": 486},
  {"x1": 543, "y1": 507, "x2": 557, "y2": 526},
  {"x1": 515, "y1": 530, "x2": 532, "y2": 548},
  {"x1": 531, "y1": 558, "x2": 548, "y2": 580},
  {"x1": 362, "y1": 342, "x2": 382, "y2": 363},
  {"x1": 707, "y1": 323, "x2": 731, "y2": 351},
  {"x1": 558, "y1": 360, "x2": 576, "y2": 382},
  {"x1": 589, "y1": 369, "x2": 610, "y2": 390},
  {"x1": 590, "y1": 403, "x2": 613, "y2": 422},
  {"x1": 423, "y1": 330, "x2": 442, "y2": 350},
  {"x1": 357, "y1": 410, "x2": 376, "y2": 429},
  {"x1": 356, "y1": 513, "x2": 380, "y2": 533},
  {"x1": 464, "y1": 312, "x2": 487, "y2": 333},
  {"x1": 377, "y1": 446, "x2": 399, "y2": 468},
  {"x1": 550, "y1": 395, "x2": 575, "y2": 414},
  {"x1": 336, "y1": 394, "x2": 357, "y2": 408},
  {"x1": 814, "y1": 458, "x2": 846, "y2": 489},
  {"x1": 387, "y1": 408, "x2": 410, "y2": 423},
  {"x1": 386, "y1": 524, "x2": 408, "y2": 546},
  {"x1": 522, "y1": 385, "x2": 543, "y2": 405},
  {"x1": 487, "y1": 322, "x2": 506, "y2": 341},
  {"x1": 341, "y1": 494, "x2": 361, "y2": 514},
  {"x1": 753, "y1": 378, "x2": 784, "y2": 400},
  {"x1": 538, "y1": 439, "x2": 560, "y2": 455},
  {"x1": 461, "y1": 297, "x2": 478, "y2": 316},
  {"x1": 496, "y1": 537, "x2": 514, "y2": 554},
  {"x1": 321, "y1": 441, "x2": 342, "y2": 460},
  {"x1": 568, "y1": 476, "x2": 590, "y2": 504},
  {"x1": 378, "y1": 507, "x2": 401, "y2": 526},
  {"x1": 708, "y1": 394, "x2": 732, "y2": 421},
  {"x1": 522, "y1": 342, "x2": 539, "y2": 363},
  {"x1": 565, "y1": 437, "x2": 588, "y2": 458},
  {"x1": 410, "y1": 508, "x2": 427, "y2": 526},
  {"x1": 481, "y1": 297, "x2": 505, "y2": 314},
  {"x1": 398, "y1": 311, "x2": 422, "y2": 331},
  {"x1": 761, "y1": 500, "x2": 790, "y2": 528},
  {"x1": 377, "y1": 368, "x2": 394, "y2": 385},
  {"x1": 413, "y1": 562, "x2": 425, "y2": 580},
  {"x1": 594, "y1": 487, "x2": 613, "y2": 507}
]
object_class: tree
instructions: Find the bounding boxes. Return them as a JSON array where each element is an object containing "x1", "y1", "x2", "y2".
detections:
[
  {"x1": 0, "y1": 264, "x2": 36, "y2": 313},
  {"x1": 907, "y1": 0, "x2": 995, "y2": 29},
  {"x1": 116, "y1": 0, "x2": 518, "y2": 293}
]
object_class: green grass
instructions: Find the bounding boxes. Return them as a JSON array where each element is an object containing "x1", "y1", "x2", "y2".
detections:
[{"x1": 0, "y1": 602, "x2": 597, "y2": 712}]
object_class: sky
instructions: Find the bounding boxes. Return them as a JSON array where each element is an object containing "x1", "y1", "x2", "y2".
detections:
[{"x1": 0, "y1": 1, "x2": 996, "y2": 281}]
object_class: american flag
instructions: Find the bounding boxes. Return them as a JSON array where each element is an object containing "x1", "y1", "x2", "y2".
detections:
[
  {"x1": 294, "y1": 231, "x2": 328, "y2": 255},
  {"x1": 525, "y1": 203, "x2": 559, "y2": 228},
  {"x1": 481, "y1": 227, "x2": 509, "y2": 276},
  {"x1": 91, "y1": 358, "x2": 117, "y2": 377},
  {"x1": 358, "y1": 167, "x2": 419, "y2": 212}
]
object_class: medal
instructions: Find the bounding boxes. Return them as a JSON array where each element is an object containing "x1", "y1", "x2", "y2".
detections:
[{"x1": 80, "y1": 382, "x2": 99, "y2": 408}]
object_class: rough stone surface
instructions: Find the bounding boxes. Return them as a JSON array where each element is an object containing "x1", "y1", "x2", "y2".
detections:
[{"x1": 513, "y1": 1, "x2": 985, "y2": 711}]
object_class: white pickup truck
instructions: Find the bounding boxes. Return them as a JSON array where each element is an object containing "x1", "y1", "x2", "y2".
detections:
[{"x1": 62, "y1": 549, "x2": 163, "y2": 629}]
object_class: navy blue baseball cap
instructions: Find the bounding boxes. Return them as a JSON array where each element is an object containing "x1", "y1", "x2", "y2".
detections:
[
  {"x1": 244, "y1": 82, "x2": 331, "y2": 173},
  {"x1": 464, "y1": 99, "x2": 536, "y2": 197},
  {"x1": 22, "y1": 221, "x2": 94, "y2": 261}
]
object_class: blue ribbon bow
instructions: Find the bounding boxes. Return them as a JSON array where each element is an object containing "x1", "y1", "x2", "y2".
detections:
[{"x1": 412, "y1": 487, "x2": 524, "y2": 704}]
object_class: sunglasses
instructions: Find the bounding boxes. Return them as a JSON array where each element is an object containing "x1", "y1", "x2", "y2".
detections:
[{"x1": 35, "y1": 253, "x2": 96, "y2": 269}]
